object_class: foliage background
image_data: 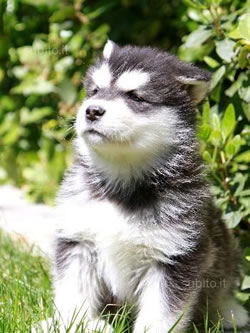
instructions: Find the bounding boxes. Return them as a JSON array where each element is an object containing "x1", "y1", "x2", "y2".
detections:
[{"x1": 0, "y1": 0, "x2": 250, "y2": 308}]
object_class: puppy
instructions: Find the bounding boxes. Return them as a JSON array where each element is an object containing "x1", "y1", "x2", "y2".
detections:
[{"x1": 53, "y1": 41, "x2": 248, "y2": 332}]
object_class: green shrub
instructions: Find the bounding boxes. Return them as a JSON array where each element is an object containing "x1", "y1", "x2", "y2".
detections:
[{"x1": 179, "y1": 0, "x2": 250, "y2": 304}]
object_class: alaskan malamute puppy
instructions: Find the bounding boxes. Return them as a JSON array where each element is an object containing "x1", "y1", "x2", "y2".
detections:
[{"x1": 54, "y1": 41, "x2": 248, "y2": 332}]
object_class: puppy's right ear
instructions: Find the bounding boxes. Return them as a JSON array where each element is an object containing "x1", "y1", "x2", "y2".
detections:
[
  {"x1": 175, "y1": 63, "x2": 211, "y2": 105},
  {"x1": 103, "y1": 40, "x2": 116, "y2": 59}
]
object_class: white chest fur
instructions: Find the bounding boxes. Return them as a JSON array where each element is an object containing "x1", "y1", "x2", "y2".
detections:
[{"x1": 56, "y1": 193, "x2": 192, "y2": 300}]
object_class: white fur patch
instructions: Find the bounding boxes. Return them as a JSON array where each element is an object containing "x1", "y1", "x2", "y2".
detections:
[
  {"x1": 116, "y1": 70, "x2": 149, "y2": 91},
  {"x1": 75, "y1": 100, "x2": 178, "y2": 180},
  {"x1": 133, "y1": 267, "x2": 192, "y2": 333},
  {"x1": 75, "y1": 97, "x2": 178, "y2": 180},
  {"x1": 92, "y1": 63, "x2": 112, "y2": 89},
  {"x1": 221, "y1": 298, "x2": 249, "y2": 329},
  {"x1": 103, "y1": 40, "x2": 115, "y2": 59},
  {"x1": 54, "y1": 258, "x2": 90, "y2": 327},
  {"x1": 75, "y1": 98, "x2": 177, "y2": 157}
]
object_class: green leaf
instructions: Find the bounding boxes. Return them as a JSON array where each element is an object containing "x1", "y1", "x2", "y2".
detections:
[
  {"x1": 17, "y1": 46, "x2": 37, "y2": 64},
  {"x1": 55, "y1": 57, "x2": 74, "y2": 72},
  {"x1": 238, "y1": 44, "x2": 250, "y2": 69},
  {"x1": 178, "y1": 42, "x2": 214, "y2": 62},
  {"x1": 0, "y1": 68, "x2": 4, "y2": 82},
  {"x1": 188, "y1": 8, "x2": 206, "y2": 23},
  {"x1": 225, "y1": 73, "x2": 247, "y2": 97},
  {"x1": 58, "y1": 79, "x2": 77, "y2": 104},
  {"x1": 224, "y1": 211, "x2": 242, "y2": 229},
  {"x1": 221, "y1": 104, "x2": 235, "y2": 140},
  {"x1": 228, "y1": 26, "x2": 241, "y2": 40},
  {"x1": 241, "y1": 275, "x2": 250, "y2": 290},
  {"x1": 182, "y1": 0, "x2": 207, "y2": 9},
  {"x1": 239, "y1": 13, "x2": 250, "y2": 41},
  {"x1": 239, "y1": 197, "x2": 250, "y2": 215},
  {"x1": 202, "y1": 101, "x2": 210, "y2": 124},
  {"x1": 239, "y1": 86, "x2": 250, "y2": 103},
  {"x1": 2, "y1": 125, "x2": 21, "y2": 145},
  {"x1": 235, "y1": 150, "x2": 250, "y2": 163},
  {"x1": 244, "y1": 247, "x2": 250, "y2": 262},
  {"x1": 210, "y1": 66, "x2": 226, "y2": 91},
  {"x1": 69, "y1": 34, "x2": 84, "y2": 52},
  {"x1": 239, "y1": 190, "x2": 250, "y2": 197},
  {"x1": 198, "y1": 124, "x2": 211, "y2": 140},
  {"x1": 234, "y1": 173, "x2": 248, "y2": 197},
  {"x1": 20, "y1": 107, "x2": 54, "y2": 125},
  {"x1": 210, "y1": 112, "x2": 221, "y2": 131},
  {"x1": 242, "y1": 102, "x2": 250, "y2": 122},
  {"x1": 185, "y1": 26, "x2": 212, "y2": 47},
  {"x1": 225, "y1": 135, "x2": 244, "y2": 158},
  {"x1": 11, "y1": 79, "x2": 56, "y2": 95},
  {"x1": 22, "y1": 0, "x2": 58, "y2": 6},
  {"x1": 209, "y1": 130, "x2": 221, "y2": 146},
  {"x1": 202, "y1": 151, "x2": 212, "y2": 163},
  {"x1": 235, "y1": 291, "x2": 250, "y2": 303},
  {"x1": 203, "y1": 56, "x2": 219, "y2": 68},
  {"x1": 50, "y1": 7, "x2": 75, "y2": 22},
  {"x1": 215, "y1": 39, "x2": 236, "y2": 63}
]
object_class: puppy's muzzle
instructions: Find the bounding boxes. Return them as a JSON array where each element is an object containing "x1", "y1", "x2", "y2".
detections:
[{"x1": 86, "y1": 105, "x2": 105, "y2": 122}]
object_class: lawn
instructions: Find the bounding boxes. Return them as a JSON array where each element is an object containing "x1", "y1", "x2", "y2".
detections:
[
  {"x1": 0, "y1": 231, "x2": 53, "y2": 332},
  {"x1": 0, "y1": 230, "x2": 248, "y2": 333}
]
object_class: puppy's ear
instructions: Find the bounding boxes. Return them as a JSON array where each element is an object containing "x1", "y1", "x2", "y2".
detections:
[
  {"x1": 103, "y1": 40, "x2": 117, "y2": 60},
  {"x1": 176, "y1": 64, "x2": 211, "y2": 105}
]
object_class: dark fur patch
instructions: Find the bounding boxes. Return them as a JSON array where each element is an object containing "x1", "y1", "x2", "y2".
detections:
[{"x1": 55, "y1": 237, "x2": 80, "y2": 273}]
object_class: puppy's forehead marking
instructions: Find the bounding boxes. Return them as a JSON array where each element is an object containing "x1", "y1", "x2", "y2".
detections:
[
  {"x1": 92, "y1": 63, "x2": 112, "y2": 88},
  {"x1": 116, "y1": 70, "x2": 149, "y2": 91}
]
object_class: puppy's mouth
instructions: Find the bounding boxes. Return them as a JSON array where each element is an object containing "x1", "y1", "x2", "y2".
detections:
[
  {"x1": 83, "y1": 128, "x2": 112, "y2": 145},
  {"x1": 84, "y1": 129, "x2": 107, "y2": 138},
  {"x1": 83, "y1": 128, "x2": 133, "y2": 146}
]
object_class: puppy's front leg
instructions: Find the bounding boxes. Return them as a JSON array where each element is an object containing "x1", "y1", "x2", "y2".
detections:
[
  {"x1": 133, "y1": 266, "x2": 194, "y2": 333},
  {"x1": 54, "y1": 237, "x2": 112, "y2": 332}
]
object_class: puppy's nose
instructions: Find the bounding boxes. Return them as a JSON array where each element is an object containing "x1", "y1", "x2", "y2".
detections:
[{"x1": 86, "y1": 105, "x2": 105, "y2": 122}]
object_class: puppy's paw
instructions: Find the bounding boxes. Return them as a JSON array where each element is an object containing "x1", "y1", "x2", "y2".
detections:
[{"x1": 221, "y1": 298, "x2": 249, "y2": 329}]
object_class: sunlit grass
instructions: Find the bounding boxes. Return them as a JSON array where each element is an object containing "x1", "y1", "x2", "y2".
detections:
[{"x1": 0, "y1": 231, "x2": 53, "y2": 332}]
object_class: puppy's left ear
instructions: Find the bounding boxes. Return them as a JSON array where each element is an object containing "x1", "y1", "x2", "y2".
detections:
[
  {"x1": 176, "y1": 65, "x2": 211, "y2": 105},
  {"x1": 103, "y1": 40, "x2": 117, "y2": 60}
]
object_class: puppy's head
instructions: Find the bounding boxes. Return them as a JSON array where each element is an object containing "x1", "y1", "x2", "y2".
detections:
[{"x1": 75, "y1": 41, "x2": 210, "y2": 173}]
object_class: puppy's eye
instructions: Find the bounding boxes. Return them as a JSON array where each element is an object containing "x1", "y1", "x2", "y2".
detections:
[
  {"x1": 127, "y1": 91, "x2": 145, "y2": 103},
  {"x1": 89, "y1": 88, "x2": 99, "y2": 97}
]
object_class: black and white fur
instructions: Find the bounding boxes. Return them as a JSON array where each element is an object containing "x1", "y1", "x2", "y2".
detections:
[{"x1": 53, "y1": 41, "x2": 248, "y2": 332}]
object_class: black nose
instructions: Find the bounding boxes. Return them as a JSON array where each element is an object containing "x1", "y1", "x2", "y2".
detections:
[{"x1": 86, "y1": 105, "x2": 105, "y2": 122}]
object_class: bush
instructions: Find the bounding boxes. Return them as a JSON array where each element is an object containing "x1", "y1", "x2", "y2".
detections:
[{"x1": 179, "y1": 0, "x2": 250, "y2": 304}]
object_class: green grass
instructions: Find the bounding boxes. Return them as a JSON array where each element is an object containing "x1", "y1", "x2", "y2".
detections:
[
  {"x1": 0, "y1": 231, "x2": 247, "y2": 333},
  {"x1": 0, "y1": 231, "x2": 53, "y2": 332}
]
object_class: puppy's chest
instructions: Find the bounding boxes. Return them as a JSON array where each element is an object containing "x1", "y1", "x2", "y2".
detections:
[
  {"x1": 77, "y1": 200, "x2": 153, "y2": 299},
  {"x1": 60, "y1": 197, "x2": 150, "y2": 253},
  {"x1": 59, "y1": 197, "x2": 190, "y2": 298}
]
